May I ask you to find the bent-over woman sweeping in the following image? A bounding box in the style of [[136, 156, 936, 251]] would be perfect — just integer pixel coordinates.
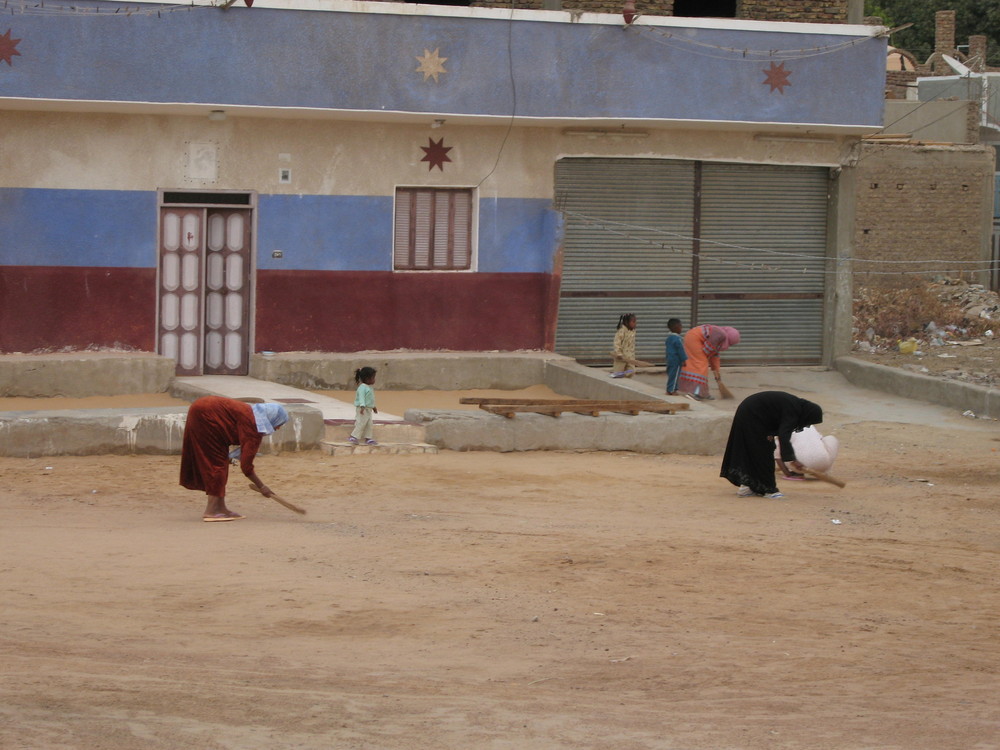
[[677, 324, 740, 400], [721, 390, 823, 499], [180, 396, 289, 522]]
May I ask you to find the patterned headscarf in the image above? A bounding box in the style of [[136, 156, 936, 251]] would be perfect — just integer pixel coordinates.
[[251, 403, 289, 435]]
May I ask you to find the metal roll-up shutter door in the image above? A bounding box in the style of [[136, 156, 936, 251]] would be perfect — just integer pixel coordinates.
[[698, 163, 830, 364], [554, 158, 695, 363]]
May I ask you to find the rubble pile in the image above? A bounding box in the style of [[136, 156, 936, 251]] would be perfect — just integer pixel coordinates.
[[932, 277, 1000, 322], [852, 277, 999, 388], [854, 278, 996, 351]]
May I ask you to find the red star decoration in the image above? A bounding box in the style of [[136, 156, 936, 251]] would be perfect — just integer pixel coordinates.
[[0, 29, 21, 67], [420, 137, 452, 171], [762, 61, 791, 94]]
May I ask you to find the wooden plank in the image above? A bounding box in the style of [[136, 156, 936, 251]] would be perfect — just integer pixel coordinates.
[[476, 402, 686, 412], [462, 397, 689, 411], [460, 397, 586, 405], [481, 405, 518, 419], [479, 402, 686, 418]]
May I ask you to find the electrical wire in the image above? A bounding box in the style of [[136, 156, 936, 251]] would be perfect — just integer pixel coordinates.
[[631, 24, 879, 62], [564, 209, 994, 266], [560, 208, 1000, 277], [872, 73, 978, 136], [475, 6, 516, 190], [4, 0, 215, 17]]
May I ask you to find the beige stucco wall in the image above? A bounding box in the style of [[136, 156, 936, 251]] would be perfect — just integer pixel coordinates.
[[0, 110, 854, 200], [883, 100, 979, 145]]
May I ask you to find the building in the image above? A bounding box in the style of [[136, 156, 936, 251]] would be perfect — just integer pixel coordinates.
[[0, 0, 886, 371], [857, 10, 996, 291]]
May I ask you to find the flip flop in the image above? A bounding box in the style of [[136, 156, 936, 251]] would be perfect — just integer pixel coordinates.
[[203, 513, 246, 523]]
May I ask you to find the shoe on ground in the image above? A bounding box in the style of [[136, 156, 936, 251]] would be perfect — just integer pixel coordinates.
[[736, 485, 756, 497], [365, 439, 378, 445], [348, 436, 359, 444], [763, 491, 785, 499]]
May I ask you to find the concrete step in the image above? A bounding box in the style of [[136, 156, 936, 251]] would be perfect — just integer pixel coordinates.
[[320, 440, 439, 456], [323, 420, 427, 443]]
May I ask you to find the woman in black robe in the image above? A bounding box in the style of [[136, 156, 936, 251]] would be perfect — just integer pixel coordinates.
[[720, 391, 823, 498]]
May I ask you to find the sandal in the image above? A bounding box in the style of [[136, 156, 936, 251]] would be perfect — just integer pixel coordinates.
[[365, 439, 378, 445], [203, 513, 245, 522]]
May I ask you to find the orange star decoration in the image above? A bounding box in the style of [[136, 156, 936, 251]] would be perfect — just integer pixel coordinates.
[[0, 28, 22, 67], [420, 137, 452, 171], [762, 61, 791, 94]]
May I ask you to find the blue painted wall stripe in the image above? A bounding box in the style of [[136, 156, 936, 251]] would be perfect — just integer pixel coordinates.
[[256, 195, 395, 272], [0, 189, 558, 273], [3, 5, 886, 127], [245, 194, 559, 272], [0, 188, 156, 268]]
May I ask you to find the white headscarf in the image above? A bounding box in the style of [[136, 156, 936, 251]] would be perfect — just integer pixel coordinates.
[[251, 403, 289, 435], [229, 403, 290, 462]]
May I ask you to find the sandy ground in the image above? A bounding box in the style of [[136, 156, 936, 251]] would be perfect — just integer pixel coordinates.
[[2, 372, 1000, 749]]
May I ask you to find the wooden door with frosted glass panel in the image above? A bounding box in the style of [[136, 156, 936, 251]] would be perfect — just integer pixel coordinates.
[[158, 207, 252, 376]]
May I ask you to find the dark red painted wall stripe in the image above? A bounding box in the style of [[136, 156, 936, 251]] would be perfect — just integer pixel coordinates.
[[1, 267, 157, 353], [1, 267, 555, 355], [255, 270, 552, 352]]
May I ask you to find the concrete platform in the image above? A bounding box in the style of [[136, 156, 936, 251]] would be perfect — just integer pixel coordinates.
[[3, 350, 994, 457], [0, 352, 716, 456], [0, 351, 174, 397], [320, 440, 440, 456], [172, 375, 404, 423], [0, 404, 323, 459], [173, 375, 432, 454]]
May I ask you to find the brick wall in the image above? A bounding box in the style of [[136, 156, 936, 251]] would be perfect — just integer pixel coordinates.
[[465, 0, 848, 21], [470, 0, 675, 12], [885, 70, 917, 100], [737, 0, 847, 22], [854, 143, 994, 287]]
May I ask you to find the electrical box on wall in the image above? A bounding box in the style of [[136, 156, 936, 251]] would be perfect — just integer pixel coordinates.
[[279, 168, 292, 184]]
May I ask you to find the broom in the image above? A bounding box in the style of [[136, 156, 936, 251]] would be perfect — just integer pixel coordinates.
[[801, 468, 847, 488], [249, 483, 308, 515], [715, 373, 735, 400]]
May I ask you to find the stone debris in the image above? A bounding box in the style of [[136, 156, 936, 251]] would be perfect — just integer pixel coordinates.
[[852, 277, 1000, 388]]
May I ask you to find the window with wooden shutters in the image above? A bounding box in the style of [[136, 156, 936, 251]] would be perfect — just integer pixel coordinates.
[[393, 187, 473, 270]]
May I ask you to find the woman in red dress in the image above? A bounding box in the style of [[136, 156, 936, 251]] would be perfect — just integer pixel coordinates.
[[180, 396, 289, 522]]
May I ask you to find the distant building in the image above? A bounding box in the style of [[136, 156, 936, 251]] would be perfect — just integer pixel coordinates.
[[856, 10, 996, 292]]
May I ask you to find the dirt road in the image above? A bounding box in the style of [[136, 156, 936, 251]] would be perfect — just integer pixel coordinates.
[[2, 376, 998, 748]]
